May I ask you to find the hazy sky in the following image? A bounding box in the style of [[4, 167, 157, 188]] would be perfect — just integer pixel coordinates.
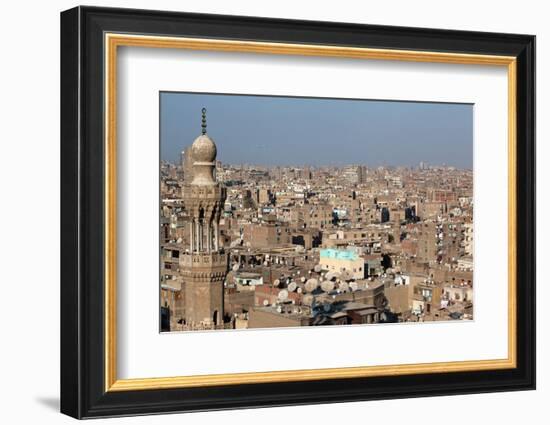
[[160, 92, 473, 168]]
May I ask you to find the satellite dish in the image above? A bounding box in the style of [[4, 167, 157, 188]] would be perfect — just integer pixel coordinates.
[[263, 299, 269, 306], [339, 281, 349, 292], [273, 279, 280, 287], [300, 276, 306, 282], [305, 278, 319, 292], [232, 264, 239, 272], [297, 271, 300, 275], [263, 261, 268, 266], [323, 303, 332, 312], [278, 289, 289, 301], [288, 281, 297, 292], [314, 264, 322, 273], [297, 287, 303, 294], [321, 280, 335, 292], [349, 282, 358, 291], [276, 306, 283, 313], [303, 294, 314, 306], [325, 271, 335, 280]]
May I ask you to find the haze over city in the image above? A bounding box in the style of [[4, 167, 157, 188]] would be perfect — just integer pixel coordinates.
[[160, 92, 473, 169]]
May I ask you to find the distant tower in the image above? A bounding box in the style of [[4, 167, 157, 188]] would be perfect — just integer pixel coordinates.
[[180, 149, 186, 169], [182, 145, 194, 183], [181, 108, 227, 327]]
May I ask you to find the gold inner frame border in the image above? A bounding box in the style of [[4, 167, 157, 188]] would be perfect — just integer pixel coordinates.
[[104, 33, 517, 392]]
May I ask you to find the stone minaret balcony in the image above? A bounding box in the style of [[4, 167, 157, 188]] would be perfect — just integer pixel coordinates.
[[180, 251, 228, 270]]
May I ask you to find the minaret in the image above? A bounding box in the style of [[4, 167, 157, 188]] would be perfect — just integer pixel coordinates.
[[180, 108, 227, 327]]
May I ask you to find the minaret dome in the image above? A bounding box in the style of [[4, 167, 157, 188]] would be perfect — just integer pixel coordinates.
[[190, 108, 217, 185], [191, 135, 217, 163]]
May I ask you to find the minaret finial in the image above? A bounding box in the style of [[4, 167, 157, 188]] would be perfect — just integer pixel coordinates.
[[201, 108, 207, 135]]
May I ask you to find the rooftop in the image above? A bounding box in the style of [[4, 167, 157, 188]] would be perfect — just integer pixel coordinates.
[[320, 248, 359, 261]]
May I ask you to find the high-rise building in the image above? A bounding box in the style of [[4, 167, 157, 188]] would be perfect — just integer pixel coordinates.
[[181, 109, 228, 327], [417, 221, 438, 263], [342, 165, 363, 184]]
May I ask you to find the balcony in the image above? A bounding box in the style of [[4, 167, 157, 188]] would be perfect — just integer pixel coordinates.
[[180, 252, 228, 268]]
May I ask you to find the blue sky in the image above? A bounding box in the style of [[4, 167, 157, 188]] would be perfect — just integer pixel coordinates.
[[160, 92, 473, 168]]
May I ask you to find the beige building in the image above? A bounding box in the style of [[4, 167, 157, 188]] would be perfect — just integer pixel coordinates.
[[242, 223, 292, 248], [319, 248, 365, 279], [248, 306, 312, 328]]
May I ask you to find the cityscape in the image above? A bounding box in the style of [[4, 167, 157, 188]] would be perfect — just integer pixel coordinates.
[[160, 94, 474, 332]]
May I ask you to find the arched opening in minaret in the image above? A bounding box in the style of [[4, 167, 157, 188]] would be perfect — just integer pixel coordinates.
[[213, 310, 218, 325], [198, 207, 205, 251]]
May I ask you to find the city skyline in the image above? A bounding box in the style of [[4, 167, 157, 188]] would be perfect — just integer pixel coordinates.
[[160, 95, 474, 332], [160, 92, 473, 169], [163, 160, 470, 170]]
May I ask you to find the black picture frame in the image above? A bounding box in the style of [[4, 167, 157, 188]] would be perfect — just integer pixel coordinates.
[[60, 5, 535, 419]]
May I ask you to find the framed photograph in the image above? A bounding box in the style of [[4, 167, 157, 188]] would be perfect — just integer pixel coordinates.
[[60, 6, 535, 419]]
